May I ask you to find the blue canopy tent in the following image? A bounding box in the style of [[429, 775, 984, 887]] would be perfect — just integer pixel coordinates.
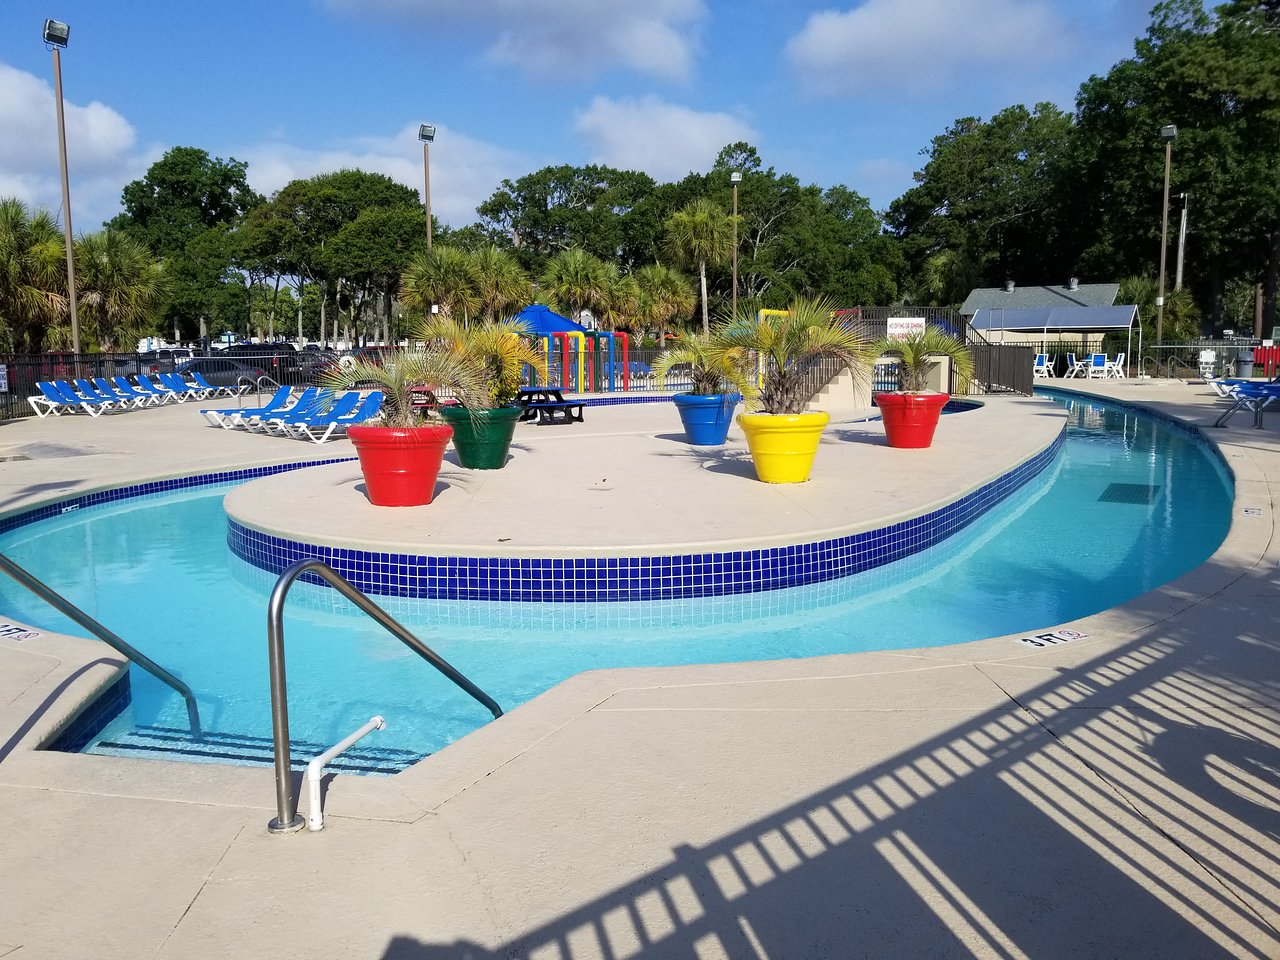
[[970, 305, 1141, 373], [510, 304, 604, 389], [510, 304, 589, 335]]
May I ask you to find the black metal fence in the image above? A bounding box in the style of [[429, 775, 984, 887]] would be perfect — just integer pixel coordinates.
[[0, 311, 1036, 421]]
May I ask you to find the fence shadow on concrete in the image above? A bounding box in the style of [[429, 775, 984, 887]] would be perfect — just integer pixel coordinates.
[[379, 559, 1280, 958]]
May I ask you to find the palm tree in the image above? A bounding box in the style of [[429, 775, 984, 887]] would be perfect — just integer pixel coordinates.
[[400, 245, 480, 323], [540, 248, 608, 325], [468, 245, 532, 323], [710, 296, 875, 414], [322, 347, 490, 429], [663, 198, 738, 335], [74, 229, 170, 351], [419, 314, 548, 407], [652, 331, 756, 398], [1118, 274, 1201, 344], [634, 263, 696, 339], [597, 263, 640, 331], [873, 325, 975, 393], [0, 198, 66, 350]]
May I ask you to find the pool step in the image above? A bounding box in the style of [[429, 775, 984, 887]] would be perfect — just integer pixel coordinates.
[[92, 724, 424, 775]]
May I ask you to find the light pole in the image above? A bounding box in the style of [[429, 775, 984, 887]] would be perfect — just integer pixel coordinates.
[[1156, 124, 1177, 345], [45, 18, 80, 355], [730, 171, 742, 318], [418, 124, 436, 250], [1175, 191, 1189, 290]]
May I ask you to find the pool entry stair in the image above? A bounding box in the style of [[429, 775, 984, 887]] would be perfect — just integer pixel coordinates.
[[0, 551, 203, 737], [92, 723, 419, 774]]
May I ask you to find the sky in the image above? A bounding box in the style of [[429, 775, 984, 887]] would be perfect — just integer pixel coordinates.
[[1, 0, 1153, 235]]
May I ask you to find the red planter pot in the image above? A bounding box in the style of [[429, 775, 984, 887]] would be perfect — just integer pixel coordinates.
[[874, 392, 949, 449], [347, 423, 454, 506]]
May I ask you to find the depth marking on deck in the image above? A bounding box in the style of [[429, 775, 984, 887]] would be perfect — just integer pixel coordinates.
[[1243, 507, 1263, 517], [1015, 629, 1086, 649], [0, 623, 40, 641]]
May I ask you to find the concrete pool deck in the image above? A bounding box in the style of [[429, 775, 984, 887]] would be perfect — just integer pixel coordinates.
[[0, 381, 1277, 958]]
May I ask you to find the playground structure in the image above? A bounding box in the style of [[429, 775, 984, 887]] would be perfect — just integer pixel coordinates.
[[535, 330, 636, 392]]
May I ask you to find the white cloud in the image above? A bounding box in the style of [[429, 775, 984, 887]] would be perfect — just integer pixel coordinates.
[[785, 0, 1071, 100], [0, 61, 147, 229], [238, 124, 532, 228], [575, 96, 756, 182], [326, 0, 705, 81]]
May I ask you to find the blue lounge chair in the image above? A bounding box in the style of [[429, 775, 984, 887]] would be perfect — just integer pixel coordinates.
[[200, 385, 294, 429], [1214, 381, 1280, 429], [134, 374, 180, 403], [244, 387, 329, 433], [1033, 354, 1052, 378], [291, 392, 383, 444], [99, 377, 157, 407], [189, 370, 245, 398], [1087, 354, 1109, 379], [28, 381, 106, 417], [262, 390, 355, 437], [78, 377, 143, 410], [110, 376, 162, 406], [158, 372, 212, 400], [54, 380, 119, 414]]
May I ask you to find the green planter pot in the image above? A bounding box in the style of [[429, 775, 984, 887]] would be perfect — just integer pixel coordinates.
[[438, 404, 524, 469]]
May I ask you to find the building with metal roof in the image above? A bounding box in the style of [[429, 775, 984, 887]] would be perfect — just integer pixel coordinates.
[[960, 280, 1120, 317]]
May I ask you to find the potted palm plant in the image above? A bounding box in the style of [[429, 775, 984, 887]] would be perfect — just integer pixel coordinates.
[[652, 332, 756, 445], [873, 326, 975, 449], [710, 297, 875, 483], [420, 316, 549, 469], [322, 348, 491, 506]]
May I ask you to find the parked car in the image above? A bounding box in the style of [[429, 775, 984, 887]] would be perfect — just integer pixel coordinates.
[[175, 357, 266, 387], [219, 342, 302, 380], [139, 347, 197, 374]]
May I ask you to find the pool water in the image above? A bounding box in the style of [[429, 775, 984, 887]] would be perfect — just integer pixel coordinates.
[[0, 394, 1233, 771]]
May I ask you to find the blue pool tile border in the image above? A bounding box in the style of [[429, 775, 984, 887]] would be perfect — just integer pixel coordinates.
[[227, 429, 1065, 602], [0, 457, 356, 538]]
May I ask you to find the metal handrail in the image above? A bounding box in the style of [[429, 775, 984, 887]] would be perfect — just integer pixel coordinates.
[[266, 558, 503, 834], [246, 374, 282, 403], [0, 552, 201, 737]]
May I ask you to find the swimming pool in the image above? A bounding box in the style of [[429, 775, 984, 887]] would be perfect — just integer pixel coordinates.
[[0, 393, 1233, 771]]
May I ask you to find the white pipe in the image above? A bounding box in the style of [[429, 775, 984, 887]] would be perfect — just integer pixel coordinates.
[[306, 716, 385, 832]]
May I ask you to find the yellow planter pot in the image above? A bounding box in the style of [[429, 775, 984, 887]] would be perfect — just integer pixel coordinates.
[[736, 411, 831, 483]]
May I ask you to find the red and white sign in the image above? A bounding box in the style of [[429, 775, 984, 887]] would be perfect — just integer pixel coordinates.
[[886, 317, 926, 341]]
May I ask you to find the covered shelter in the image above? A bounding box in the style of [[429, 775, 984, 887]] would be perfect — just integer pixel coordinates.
[[510, 304, 589, 335], [969, 305, 1141, 374]]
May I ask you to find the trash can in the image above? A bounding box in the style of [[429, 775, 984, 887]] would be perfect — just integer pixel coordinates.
[[1236, 347, 1255, 379]]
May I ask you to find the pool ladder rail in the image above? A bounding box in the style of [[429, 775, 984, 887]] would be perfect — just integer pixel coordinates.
[[267, 558, 504, 835], [0, 552, 202, 738]]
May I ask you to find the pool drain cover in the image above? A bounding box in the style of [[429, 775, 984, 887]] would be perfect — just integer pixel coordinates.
[[1099, 483, 1161, 504]]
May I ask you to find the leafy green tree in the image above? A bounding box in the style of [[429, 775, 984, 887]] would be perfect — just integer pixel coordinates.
[[476, 165, 657, 273], [1071, 0, 1280, 330], [109, 147, 262, 340], [112, 147, 262, 260], [72, 229, 170, 350], [664, 198, 737, 334], [888, 104, 1075, 294], [0, 198, 65, 350]]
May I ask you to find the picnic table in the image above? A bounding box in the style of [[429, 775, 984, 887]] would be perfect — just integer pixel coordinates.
[[518, 387, 584, 425]]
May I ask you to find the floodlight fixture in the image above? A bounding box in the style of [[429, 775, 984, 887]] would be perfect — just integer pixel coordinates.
[[43, 19, 69, 46], [418, 124, 436, 143], [1159, 124, 1177, 143]]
